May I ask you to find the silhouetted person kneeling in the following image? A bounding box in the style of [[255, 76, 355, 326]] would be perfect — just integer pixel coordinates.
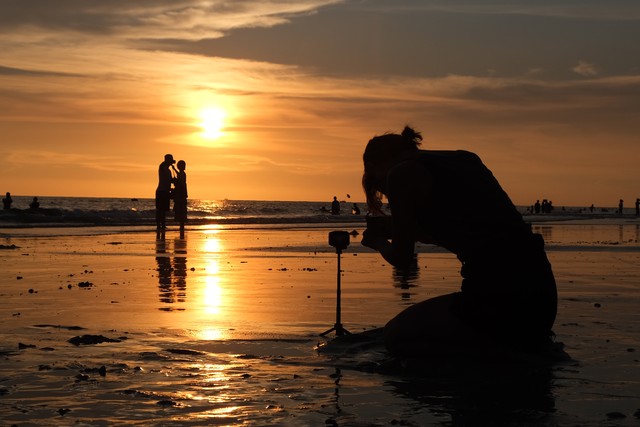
[[361, 126, 557, 358], [29, 197, 40, 209]]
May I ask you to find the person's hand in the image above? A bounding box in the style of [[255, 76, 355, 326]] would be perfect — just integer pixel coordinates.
[[361, 228, 388, 251]]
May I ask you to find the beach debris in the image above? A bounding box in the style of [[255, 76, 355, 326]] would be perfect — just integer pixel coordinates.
[[68, 334, 122, 346], [34, 324, 85, 330], [17, 276, 23, 280], [18, 342, 35, 349], [78, 281, 94, 289], [122, 389, 156, 398], [75, 374, 90, 382], [0, 244, 18, 249], [390, 419, 419, 426], [57, 408, 71, 416], [27, 288, 34, 293], [157, 399, 179, 407], [82, 366, 107, 377], [266, 404, 284, 410], [606, 412, 626, 420], [165, 348, 205, 356]]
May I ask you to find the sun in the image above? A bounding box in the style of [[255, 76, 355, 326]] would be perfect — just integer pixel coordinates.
[[199, 107, 226, 139]]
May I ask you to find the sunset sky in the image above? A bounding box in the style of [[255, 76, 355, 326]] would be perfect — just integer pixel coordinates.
[[1, 0, 639, 207]]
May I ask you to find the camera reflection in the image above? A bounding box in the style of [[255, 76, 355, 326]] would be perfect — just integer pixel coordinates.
[[392, 257, 420, 301]]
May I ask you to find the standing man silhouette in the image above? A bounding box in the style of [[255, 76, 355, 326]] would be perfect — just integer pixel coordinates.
[[331, 196, 340, 215], [2, 192, 12, 209], [156, 154, 175, 232]]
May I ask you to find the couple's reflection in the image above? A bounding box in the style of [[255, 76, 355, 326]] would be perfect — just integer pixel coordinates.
[[155, 235, 188, 310]]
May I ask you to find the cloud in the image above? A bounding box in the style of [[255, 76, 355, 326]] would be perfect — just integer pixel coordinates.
[[361, 0, 640, 21], [0, 0, 343, 39], [3, 149, 150, 172], [572, 60, 598, 77], [0, 64, 84, 77]]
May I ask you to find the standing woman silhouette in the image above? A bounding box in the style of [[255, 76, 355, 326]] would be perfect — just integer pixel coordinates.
[[172, 160, 188, 237]]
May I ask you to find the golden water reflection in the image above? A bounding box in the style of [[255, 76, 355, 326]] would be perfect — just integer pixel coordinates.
[[202, 231, 224, 316], [154, 229, 237, 338]]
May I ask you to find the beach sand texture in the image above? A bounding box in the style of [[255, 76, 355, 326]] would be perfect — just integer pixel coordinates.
[[1, 222, 639, 426]]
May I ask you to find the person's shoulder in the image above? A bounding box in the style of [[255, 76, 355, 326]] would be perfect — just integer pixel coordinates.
[[388, 156, 431, 185]]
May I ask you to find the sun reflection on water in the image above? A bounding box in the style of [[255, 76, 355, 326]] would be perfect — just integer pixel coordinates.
[[203, 275, 222, 316], [202, 232, 224, 316]]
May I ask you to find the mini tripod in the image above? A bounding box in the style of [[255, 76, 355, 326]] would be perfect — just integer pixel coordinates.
[[320, 231, 351, 337]]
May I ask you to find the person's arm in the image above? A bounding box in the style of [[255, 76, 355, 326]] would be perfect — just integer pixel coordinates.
[[362, 161, 432, 268]]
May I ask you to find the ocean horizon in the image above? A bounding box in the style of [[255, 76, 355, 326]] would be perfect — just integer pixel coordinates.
[[1, 195, 635, 226]]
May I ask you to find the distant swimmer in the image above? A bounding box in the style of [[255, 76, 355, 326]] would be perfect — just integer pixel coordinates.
[[351, 203, 361, 215], [2, 192, 12, 209], [361, 125, 557, 358], [29, 197, 40, 209]]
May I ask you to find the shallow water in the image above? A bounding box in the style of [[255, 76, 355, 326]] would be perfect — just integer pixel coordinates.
[[1, 224, 639, 426]]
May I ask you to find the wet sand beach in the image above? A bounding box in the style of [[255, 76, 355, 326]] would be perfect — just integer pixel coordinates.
[[1, 222, 640, 426]]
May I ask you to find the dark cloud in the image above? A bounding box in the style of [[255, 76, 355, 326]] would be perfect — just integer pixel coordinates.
[[141, 4, 640, 79], [0, 0, 335, 36], [0, 64, 84, 77]]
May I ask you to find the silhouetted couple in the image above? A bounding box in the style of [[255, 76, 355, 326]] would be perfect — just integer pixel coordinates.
[[156, 154, 188, 235]]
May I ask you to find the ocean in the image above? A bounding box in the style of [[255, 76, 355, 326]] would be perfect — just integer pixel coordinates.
[[1, 196, 639, 249], [1, 195, 633, 227], [0, 196, 367, 228]]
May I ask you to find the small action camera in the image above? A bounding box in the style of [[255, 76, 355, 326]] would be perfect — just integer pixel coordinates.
[[328, 230, 350, 251]]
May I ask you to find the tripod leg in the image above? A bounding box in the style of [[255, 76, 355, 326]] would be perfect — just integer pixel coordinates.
[[320, 327, 336, 337]]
